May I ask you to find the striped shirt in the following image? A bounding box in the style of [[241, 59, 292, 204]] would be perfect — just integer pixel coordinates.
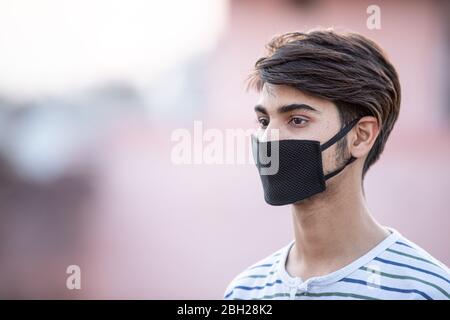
[[223, 228, 450, 300]]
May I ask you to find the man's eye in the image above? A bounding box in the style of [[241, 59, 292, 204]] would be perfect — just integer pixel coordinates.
[[258, 118, 269, 128], [289, 117, 308, 127]]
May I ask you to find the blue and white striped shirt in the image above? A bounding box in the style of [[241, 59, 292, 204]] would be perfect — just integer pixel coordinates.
[[223, 228, 450, 300]]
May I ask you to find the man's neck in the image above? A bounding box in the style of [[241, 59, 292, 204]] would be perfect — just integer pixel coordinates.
[[286, 173, 390, 281]]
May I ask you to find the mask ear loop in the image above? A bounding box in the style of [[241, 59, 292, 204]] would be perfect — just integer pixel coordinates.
[[320, 118, 361, 152], [324, 156, 357, 180], [320, 118, 361, 180]]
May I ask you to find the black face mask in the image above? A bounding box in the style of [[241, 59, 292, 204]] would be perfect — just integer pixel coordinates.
[[252, 118, 360, 206]]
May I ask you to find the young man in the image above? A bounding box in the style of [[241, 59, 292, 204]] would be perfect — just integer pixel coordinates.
[[223, 30, 450, 300]]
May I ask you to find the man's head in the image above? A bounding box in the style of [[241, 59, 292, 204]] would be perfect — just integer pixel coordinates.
[[249, 29, 401, 181]]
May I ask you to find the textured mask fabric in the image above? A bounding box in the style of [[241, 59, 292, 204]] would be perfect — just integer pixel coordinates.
[[252, 137, 325, 205]]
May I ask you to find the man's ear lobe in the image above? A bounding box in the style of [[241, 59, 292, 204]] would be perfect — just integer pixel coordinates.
[[351, 116, 379, 158]]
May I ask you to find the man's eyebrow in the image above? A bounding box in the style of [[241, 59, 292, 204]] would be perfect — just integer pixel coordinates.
[[254, 103, 321, 115], [254, 105, 268, 115], [278, 103, 321, 114]]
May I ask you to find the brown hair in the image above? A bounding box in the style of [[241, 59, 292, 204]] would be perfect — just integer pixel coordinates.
[[248, 29, 401, 178]]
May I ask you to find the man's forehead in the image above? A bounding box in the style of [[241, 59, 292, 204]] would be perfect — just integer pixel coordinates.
[[260, 83, 295, 98], [257, 84, 333, 112]]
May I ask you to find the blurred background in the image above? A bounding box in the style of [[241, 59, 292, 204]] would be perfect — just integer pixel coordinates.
[[0, 0, 449, 299]]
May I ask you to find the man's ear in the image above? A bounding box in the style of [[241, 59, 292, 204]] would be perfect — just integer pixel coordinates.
[[350, 116, 379, 158]]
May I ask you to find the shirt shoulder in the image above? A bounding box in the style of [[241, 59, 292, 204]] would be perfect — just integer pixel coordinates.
[[366, 235, 450, 300], [223, 243, 289, 300]]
